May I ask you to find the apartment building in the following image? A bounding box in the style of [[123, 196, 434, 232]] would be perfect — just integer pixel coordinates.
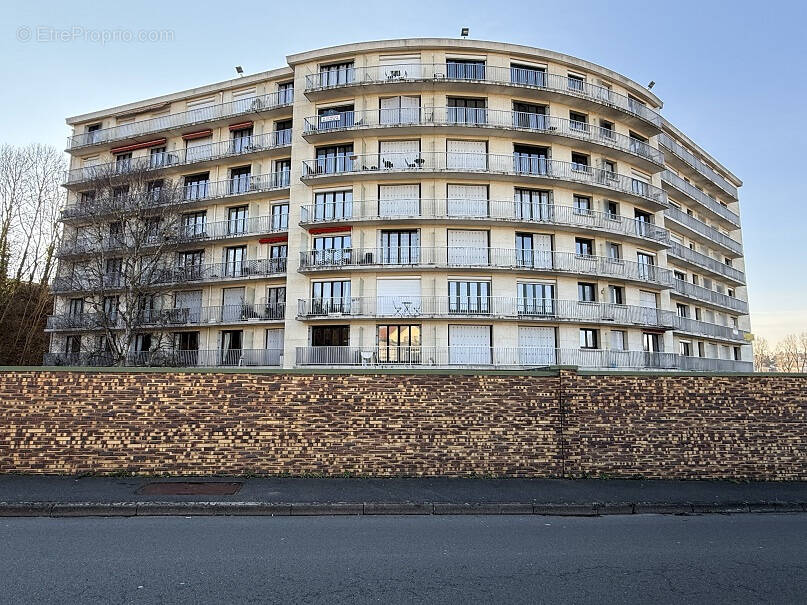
[[46, 39, 752, 371]]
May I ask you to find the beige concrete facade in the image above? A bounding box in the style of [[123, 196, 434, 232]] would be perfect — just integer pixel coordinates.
[[48, 39, 752, 370]]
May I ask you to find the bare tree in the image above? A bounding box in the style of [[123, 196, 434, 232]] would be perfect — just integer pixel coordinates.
[[753, 337, 775, 372], [54, 162, 187, 366], [774, 332, 807, 373]]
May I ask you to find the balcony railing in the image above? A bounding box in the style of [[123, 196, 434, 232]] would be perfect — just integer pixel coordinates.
[[671, 314, 748, 342], [662, 170, 740, 226], [299, 247, 674, 287], [65, 130, 292, 185], [57, 214, 289, 257], [304, 63, 662, 128], [303, 109, 663, 165], [658, 133, 738, 199], [297, 296, 675, 327], [294, 345, 751, 371], [300, 199, 669, 246], [44, 348, 284, 367], [672, 279, 748, 314], [301, 153, 667, 207], [60, 170, 291, 221], [46, 303, 286, 331], [664, 206, 742, 256], [67, 91, 294, 150], [668, 242, 745, 284], [52, 258, 287, 293]]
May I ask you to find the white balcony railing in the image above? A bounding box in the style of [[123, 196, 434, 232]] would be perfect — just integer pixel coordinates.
[[662, 170, 740, 226], [664, 206, 742, 256], [301, 153, 667, 207], [658, 133, 738, 199], [67, 91, 293, 150], [304, 63, 662, 128], [300, 199, 669, 245], [303, 108, 663, 165], [44, 348, 284, 367], [672, 279, 748, 314], [668, 242, 745, 284], [298, 247, 674, 287], [64, 130, 292, 185]]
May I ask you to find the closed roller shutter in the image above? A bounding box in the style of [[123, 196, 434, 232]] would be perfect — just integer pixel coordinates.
[[379, 54, 421, 80], [447, 140, 487, 171], [174, 290, 202, 323], [265, 328, 284, 366], [447, 184, 488, 217], [639, 290, 658, 325], [380, 140, 419, 170], [449, 324, 491, 365], [379, 184, 420, 218], [518, 326, 556, 366], [380, 95, 420, 125], [376, 278, 421, 317], [222, 287, 245, 322], [448, 229, 489, 265], [185, 135, 213, 162]]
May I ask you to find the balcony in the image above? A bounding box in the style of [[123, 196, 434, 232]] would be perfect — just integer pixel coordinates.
[[301, 154, 667, 209], [60, 171, 291, 222], [662, 170, 740, 227], [658, 133, 738, 199], [297, 297, 674, 328], [298, 248, 674, 287], [44, 348, 284, 367], [57, 214, 288, 258], [45, 303, 286, 331], [64, 130, 292, 187], [300, 200, 669, 247], [294, 345, 751, 371], [671, 314, 749, 343], [672, 279, 748, 314], [664, 206, 742, 257], [303, 64, 662, 131], [667, 242, 745, 285], [303, 109, 663, 170], [67, 91, 294, 151], [52, 258, 287, 294]]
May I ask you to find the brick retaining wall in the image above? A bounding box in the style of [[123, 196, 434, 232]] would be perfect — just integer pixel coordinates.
[[0, 369, 804, 479]]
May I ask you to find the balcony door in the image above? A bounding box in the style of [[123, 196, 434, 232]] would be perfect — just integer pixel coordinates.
[[222, 287, 245, 322], [174, 290, 202, 324], [516, 233, 552, 269], [220, 330, 243, 365], [380, 230, 419, 264], [518, 282, 554, 316], [639, 290, 658, 326], [377, 278, 421, 317], [265, 328, 284, 366], [379, 54, 421, 80], [512, 102, 547, 130], [513, 145, 549, 175], [224, 246, 246, 277], [380, 95, 420, 125]]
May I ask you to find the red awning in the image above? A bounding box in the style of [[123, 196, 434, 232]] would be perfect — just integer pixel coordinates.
[[308, 225, 352, 235], [110, 138, 167, 154], [259, 235, 288, 244], [182, 129, 213, 141], [229, 121, 254, 131]]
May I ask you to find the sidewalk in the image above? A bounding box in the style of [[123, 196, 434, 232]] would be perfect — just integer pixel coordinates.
[[1, 476, 805, 516]]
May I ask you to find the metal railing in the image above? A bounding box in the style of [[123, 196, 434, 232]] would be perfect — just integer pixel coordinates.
[[301, 153, 667, 206], [60, 171, 291, 221], [294, 345, 751, 371], [67, 91, 293, 150], [662, 170, 740, 226], [672, 279, 748, 314], [300, 199, 669, 245], [668, 242, 745, 284], [303, 108, 663, 165], [65, 130, 292, 185], [658, 133, 738, 199], [671, 314, 748, 342], [44, 348, 284, 367], [57, 214, 289, 257], [46, 303, 286, 331], [297, 296, 675, 327], [304, 63, 662, 128], [298, 247, 674, 286], [664, 206, 742, 255], [52, 258, 287, 293]]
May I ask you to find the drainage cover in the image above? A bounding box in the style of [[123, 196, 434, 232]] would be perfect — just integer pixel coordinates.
[[137, 482, 243, 496]]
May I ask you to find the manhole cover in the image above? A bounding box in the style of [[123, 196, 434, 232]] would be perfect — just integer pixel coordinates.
[[137, 482, 243, 496]]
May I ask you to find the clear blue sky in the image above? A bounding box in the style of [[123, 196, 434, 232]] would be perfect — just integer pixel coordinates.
[[2, 0, 805, 343]]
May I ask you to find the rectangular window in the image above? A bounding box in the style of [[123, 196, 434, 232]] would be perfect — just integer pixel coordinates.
[[606, 243, 621, 260], [266, 287, 286, 320], [378, 324, 421, 363], [317, 104, 355, 131], [274, 159, 291, 187], [182, 211, 207, 238], [513, 145, 549, 175], [610, 330, 626, 351], [446, 59, 485, 80], [514, 188, 551, 220], [606, 201, 619, 218], [447, 97, 487, 125], [274, 120, 293, 145], [677, 303, 689, 318], [512, 101, 547, 129], [314, 190, 353, 221], [65, 334, 82, 354], [184, 173, 210, 200], [224, 246, 246, 277], [643, 332, 662, 352], [448, 281, 491, 314], [567, 73, 585, 91], [608, 285, 624, 305], [571, 152, 589, 171], [271, 203, 289, 230], [312, 234, 350, 265], [315, 144, 354, 174], [518, 282, 555, 316], [580, 328, 598, 349], [381, 230, 419, 264], [637, 252, 655, 280], [311, 281, 351, 315], [231, 127, 254, 153], [575, 238, 594, 257], [510, 63, 546, 86], [227, 206, 248, 234], [569, 111, 588, 131], [229, 166, 251, 194], [573, 195, 591, 215], [680, 341, 692, 356], [578, 282, 596, 302], [68, 298, 84, 316], [278, 82, 294, 104], [114, 152, 132, 173], [318, 62, 354, 87]]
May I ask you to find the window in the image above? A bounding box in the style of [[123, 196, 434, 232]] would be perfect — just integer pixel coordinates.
[[695, 307, 702, 321], [317, 104, 355, 131], [105, 257, 122, 276], [513, 145, 549, 175], [733, 346, 741, 361], [510, 63, 545, 86], [312, 281, 351, 314], [379, 95, 421, 125], [610, 330, 626, 351], [637, 252, 655, 280], [65, 334, 81, 354], [112, 186, 128, 202], [68, 298, 84, 316], [315, 144, 353, 174], [227, 206, 248, 234], [606, 201, 619, 219], [446, 59, 485, 80], [677, 303, 689, 318], [634, 209, 653, 236], [381, 230, 419, 264], [599, 120, 614, 139], [643, 333, 662, 352], [674, 270, 686, 282], [608, 285, 624, 305], [114, 152, 132, 173], [178, 250, 204, 279], [266, 287, 286, 319], [606, 242, 621, 261], [518, 282, 555, 315], [569, 111, 588, 131], [229, 166, 251, 194], [448, 281, 491, 314], [573, 195, 591, 215], [224, 246, 246, 277], [134, 333, 152, 353], [103, 296, 119, 320], [271, 203, 289, 231], [182, 211, 207, 238], [575, 238, 594, 257], [314, 190, 352, 221], [447, 97, 487, 125], [270, 244, 288, 271], [571, 152, 589, 171], [514, 188, 551, 220], [680, 341, 692, 356], [175, 332, 199, 353], [86, 123, 102, 143], [278, 81, 294, 104], [79, 191, 96, 205], [275, 120, 293, 145], [274, 159, 291, 186], [149, 146, 167, 168], [184, 173, 210, 201], [567, 73, 585, 91], [580, 328, 598, 349], [512, 102, 547, 129], [578, 282, 596, 302], [147, 179, 163, 202], [602, 160, 617, 178], [378, 324, 421, 363], [312, 234, 351, 265], [231, 127, 254, 153], [516, 232, 534, 266], [318, 62, 354, 87]]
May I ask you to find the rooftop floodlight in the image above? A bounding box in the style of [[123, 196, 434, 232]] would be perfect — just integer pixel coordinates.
[[235, 65, 244, 76], [461, 28, 469, 38], [648, 80, 655, 89]]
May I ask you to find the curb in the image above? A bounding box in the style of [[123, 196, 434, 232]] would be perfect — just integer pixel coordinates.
[[0, 501, 805, 517]]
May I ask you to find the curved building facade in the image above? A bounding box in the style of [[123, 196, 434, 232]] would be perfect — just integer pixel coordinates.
[[48, 39, 752, 370]]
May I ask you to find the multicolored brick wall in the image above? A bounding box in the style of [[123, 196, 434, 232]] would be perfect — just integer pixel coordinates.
[[0, 369, 804, 479]]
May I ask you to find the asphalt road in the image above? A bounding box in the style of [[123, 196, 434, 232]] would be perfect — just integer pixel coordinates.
[[1, 514, 804, 604]]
